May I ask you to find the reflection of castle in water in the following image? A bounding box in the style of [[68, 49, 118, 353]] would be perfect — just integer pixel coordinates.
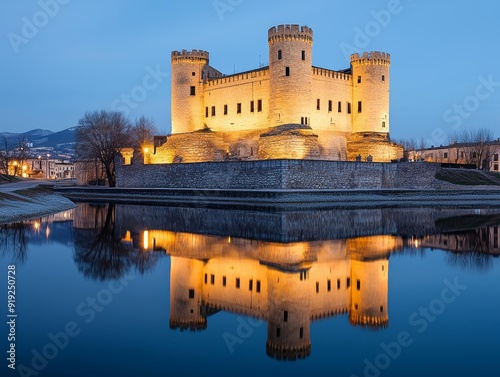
[[142, 230, 398, 360]]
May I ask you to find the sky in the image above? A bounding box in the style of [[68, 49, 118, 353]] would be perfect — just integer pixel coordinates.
[[1, 0, 499, 146]]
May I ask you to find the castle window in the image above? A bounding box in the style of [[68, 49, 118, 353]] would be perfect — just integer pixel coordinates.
[[211, 274, 215, 285], [283, 310, 288, 322], [337, 279, 341, 290], [205, 107, 208, 118], [380, 306, 384, 313], [278, 50, 282, 60], [357, 101, 362, 113], [190, 86, 196, 96], [300, 327, 304, 339], [224, 104, 228, 115], [236, 278, 240, 288], [188, 289, 195, 299], [347, 102, 352, 114], [316, 282, 319, 293], [382, 121, 386, 128], [222, 276, 227, 287], [250, 100, 255, 113], [357, 76, 361, 83], [317, 99, 320, 110], [355, 304, 359, 310], [204, 274, 207, 284], [382, 265, 384, 271], [276, 327, 280, 337], [444, 152, 448, 159], [327, 279, 331, 292], [256, 280, 261, 293], [258, 99, 262, 112], [347, 278, 351, 288], [211, 106, 216, 117], [494, 164, 499, 171], [328, 100, 333, 112], [192, 72, 196, 76], [494, 154, 499, 162], [249, 279, 253, 291], [356, 279, 361, 291], [301, 117, 308, 125], [338, 101, 342, 113], [302, 50, 306, 60], [461, 152, 464, 158], [285, 66, 290, 76], [382, 75, 385, 81], [237, 103, 242, 114]]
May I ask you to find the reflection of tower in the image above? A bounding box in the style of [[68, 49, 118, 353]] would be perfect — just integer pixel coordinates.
[[266, 269, 311, 360], [169, 257, 206, 331], [349, 257, 389, 328]]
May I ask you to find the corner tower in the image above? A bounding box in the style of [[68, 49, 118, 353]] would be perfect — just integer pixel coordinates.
[[268, 25, 313, 126], [171, 50, 209, 134], [350, 52, 390, 135]]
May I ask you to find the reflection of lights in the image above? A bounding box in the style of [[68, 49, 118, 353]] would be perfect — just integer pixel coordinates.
[[228, 236, 231, 244], [122, 231, 132, 243], [45, 226, 50, 238], [143, 230, 149, 250], [34, 221, 40, 231]]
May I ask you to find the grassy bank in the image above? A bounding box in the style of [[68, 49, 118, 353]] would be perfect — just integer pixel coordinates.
[[436, 169, 500, 186]]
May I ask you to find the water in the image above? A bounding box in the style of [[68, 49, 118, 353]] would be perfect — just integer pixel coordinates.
[[1, 203, 500, 377]]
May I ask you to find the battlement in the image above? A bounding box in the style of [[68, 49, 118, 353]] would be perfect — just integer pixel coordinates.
[[266, 342, 311, 361], [171, 49, 209, 63], [312, 66, 351, 81], [268, 24, 313, 45], [350, 51, 390, 66]]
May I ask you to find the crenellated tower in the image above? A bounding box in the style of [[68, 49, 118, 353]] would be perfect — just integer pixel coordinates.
[[171, 50, 209, 134], [350, 52, 391, 135], [268, 24, 313, 127]]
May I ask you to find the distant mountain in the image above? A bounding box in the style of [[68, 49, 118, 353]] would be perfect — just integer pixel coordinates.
[[0, 127, 76, 149]]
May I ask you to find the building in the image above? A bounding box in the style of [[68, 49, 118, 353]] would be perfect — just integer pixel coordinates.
[[26, 157, 75, 179], [410, 141, 500, 171], [135, 24, 402, 165]]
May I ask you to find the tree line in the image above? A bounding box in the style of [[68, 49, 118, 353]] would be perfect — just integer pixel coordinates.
[[395, 127, 498, 169], [0, 137, 31, 176], [75, 110, 158, 187]]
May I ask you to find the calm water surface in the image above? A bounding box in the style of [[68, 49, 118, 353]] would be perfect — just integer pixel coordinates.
[[1, 204, 500, 377]]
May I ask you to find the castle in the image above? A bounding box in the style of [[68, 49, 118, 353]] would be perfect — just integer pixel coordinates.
[[139, 24, 402, 164]]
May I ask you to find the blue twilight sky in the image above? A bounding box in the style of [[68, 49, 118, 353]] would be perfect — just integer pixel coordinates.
[[1, 0, 499, 146]]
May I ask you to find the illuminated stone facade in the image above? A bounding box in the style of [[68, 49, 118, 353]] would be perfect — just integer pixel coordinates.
[[154, 24, 402, 163]]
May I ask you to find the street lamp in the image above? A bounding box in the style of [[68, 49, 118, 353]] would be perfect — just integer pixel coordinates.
[[46, 154, 50, 179]]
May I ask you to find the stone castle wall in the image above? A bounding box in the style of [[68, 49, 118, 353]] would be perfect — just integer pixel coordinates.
[[116, 158, 442, 190]]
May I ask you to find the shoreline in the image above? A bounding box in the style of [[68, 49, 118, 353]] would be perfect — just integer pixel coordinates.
[[55, 187, 500, 211], [0, 185, 76, 224]]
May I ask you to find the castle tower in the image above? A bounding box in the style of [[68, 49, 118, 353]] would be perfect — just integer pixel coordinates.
[[171, 50, 209, 134], [349, 257, 389, 329], [169, 256, 207, 331], [268, 25, 313, 127], [350, 52, 391, 135], [266, 269, 311, 361]]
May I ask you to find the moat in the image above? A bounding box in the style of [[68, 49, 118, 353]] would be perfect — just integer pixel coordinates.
[[1, 203, 499, 377]]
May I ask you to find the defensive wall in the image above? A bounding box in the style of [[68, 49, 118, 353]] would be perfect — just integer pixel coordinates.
[[115, 157, 441, 190]]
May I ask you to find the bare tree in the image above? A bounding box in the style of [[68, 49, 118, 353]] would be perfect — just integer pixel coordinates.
[[75, 110, 131, 187], [0, 136, 11, 174], [130, 116, 158, 149], [0, 137, 30, 176], [454, 128, 494, 169]]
